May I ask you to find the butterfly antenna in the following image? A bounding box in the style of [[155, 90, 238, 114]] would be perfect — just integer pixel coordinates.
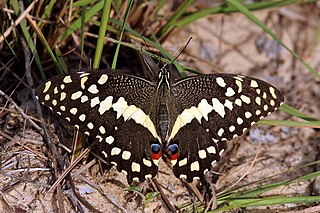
[[163, 37, 193, 70]]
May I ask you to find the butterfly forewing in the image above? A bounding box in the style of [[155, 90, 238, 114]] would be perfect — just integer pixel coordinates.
[[169, 74, 284, 181], [36, 71, 160, 183]]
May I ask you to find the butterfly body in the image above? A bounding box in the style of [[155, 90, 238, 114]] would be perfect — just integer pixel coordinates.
[[36, 68, 283, 183]]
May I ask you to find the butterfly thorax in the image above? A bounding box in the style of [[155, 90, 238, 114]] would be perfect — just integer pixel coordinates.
[[156, 68, 172, 142]]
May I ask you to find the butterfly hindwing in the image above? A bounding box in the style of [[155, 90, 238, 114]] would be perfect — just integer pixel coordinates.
[[169, 74, 284, 181], [36, 71, 160, 183]]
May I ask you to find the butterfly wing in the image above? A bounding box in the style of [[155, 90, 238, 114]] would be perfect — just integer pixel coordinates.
[[169, 73, 284, 182], [36, 71, 160, 183]]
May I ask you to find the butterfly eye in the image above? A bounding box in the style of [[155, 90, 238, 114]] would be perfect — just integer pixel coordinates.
[[151, 143, 162, 161], [167, 143, 179, 161]]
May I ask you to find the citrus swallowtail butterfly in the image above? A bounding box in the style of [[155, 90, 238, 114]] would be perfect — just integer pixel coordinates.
[[36, 68, 283, 183]]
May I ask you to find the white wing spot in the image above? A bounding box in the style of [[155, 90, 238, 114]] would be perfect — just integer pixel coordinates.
[[60, 92, 66, 101], [80, 76, 88, 89], [256, 110, 261, 115], [263, 105, 268, 111], [66, 117, 70, 122], [212, 98, 225, 118], [43, 81, 51, 93], [98, 96, 113, 115], [263, 92, 267, 99], [179, 174, 187, 179], [102, 151, 108, 158], [53, 87, 58, 94], [96, 135, 103, 142], [219, 149, 225, 156], [269, 87, 277, 99], [198, 99, 213, 121], [122, 151, 131, 160], [143, 158, 152, 167], [105, 136, 115, 144], [145, 174, 152, 180], [250, 80, 258, 88], [132, 162, 141, 172], [71, 91, 82, 100], [224, 100, 233, 111], [243, 128, 248, 133], [88, 84, 99, 94], [99, 126, 106, 134], [256, 88, 261, 95], [63, 76, 72, 83], [237, 117, 243, 125], [212, 138, 219, 143], [81, 95, 89, 103], [60, 84, 65, 90], [240, 95, 251, 104], [207, 146, 216, 154], [190, 161, 200, 171], [45, 94, 50, 101], [235, 80, 242, 93], [229, 125, 235, 132], [217, 128, 224, 137], [60, 106, 66, 111], [87, 122, 94, 129], [52, 99, 57, 106], [79, 114, 86, 121], [225, 87, 235, 97], [57, 112, 61, 115], [187, 106, 202, 123], [198, 149, 207, 159], [255, 97, 261, 105], [245, 111, 252, 118], [235, 99, 242, 106], [123, 105, 139, 121], [98, 74, 108, 85], [70, 108, 78, 115], [234, 76, 244, 81], [90, 97, 100, 108], [111, 147, 121, 156], [216, 77, 226, 87], [178, 158, 187, 167], [74, 125, 79, 129], [131, 108, 158, 139], [79, 72, 90, 77], [270, 100, 275, 106], [206, 128, 209, 132], [112, 97, 128, 118]]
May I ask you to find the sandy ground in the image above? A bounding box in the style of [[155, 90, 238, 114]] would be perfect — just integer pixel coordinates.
[[1, 4, 320, 213]]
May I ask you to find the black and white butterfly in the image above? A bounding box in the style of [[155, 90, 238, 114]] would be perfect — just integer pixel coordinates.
[[36, 68, 283, 183]]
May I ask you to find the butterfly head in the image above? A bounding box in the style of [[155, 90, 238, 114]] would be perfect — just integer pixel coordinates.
[[157, 68, 170, 88]]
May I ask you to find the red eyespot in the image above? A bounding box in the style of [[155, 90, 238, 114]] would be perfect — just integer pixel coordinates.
[[168, 144, 178, 160], [151, 144, 161, 160]]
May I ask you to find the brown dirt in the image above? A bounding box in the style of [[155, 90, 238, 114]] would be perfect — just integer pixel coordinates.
[[1, 3, 320, 213]]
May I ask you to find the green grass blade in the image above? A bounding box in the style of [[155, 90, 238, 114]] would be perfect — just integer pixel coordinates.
[[111, 0, 133, 69], [225, 0, 320, 79], [109, 18, 186, 76], [175, 0, 317, 28], [10, 0, 45, 80], [80, 5, 87, 70], [156, 0, 194, 38], [60, 1, 104, 42], [93, 0, 112, 70], [258, 120, 320, 128], [280, 104, 319, 121]]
